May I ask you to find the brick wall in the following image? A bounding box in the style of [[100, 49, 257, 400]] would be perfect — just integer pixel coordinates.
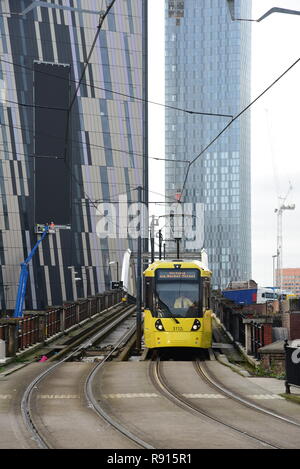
[[263, 323, 273, 346], [260, 352, 285, 374], [283, 311, 300, 340], [241, 301, 279, 315]]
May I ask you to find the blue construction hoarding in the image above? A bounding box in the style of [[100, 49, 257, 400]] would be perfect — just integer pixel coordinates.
[[222, 288, 257, 305]]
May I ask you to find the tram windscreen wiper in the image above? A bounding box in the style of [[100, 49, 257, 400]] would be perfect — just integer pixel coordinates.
[[161, 310, 180, 323], [156, 297, 180, 323], [170, 316, 180, 324]]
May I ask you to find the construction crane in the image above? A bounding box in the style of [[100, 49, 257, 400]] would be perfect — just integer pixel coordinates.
[[13, 223, 54, 318], [274, 184, 295, 292]]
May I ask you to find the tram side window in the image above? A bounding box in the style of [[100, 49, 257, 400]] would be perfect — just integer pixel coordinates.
[[144, 279, 154, 311], [203, 280, 211, 312]]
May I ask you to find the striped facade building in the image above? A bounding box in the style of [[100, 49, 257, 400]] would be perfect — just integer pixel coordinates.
[[0, 0, 147, 312]]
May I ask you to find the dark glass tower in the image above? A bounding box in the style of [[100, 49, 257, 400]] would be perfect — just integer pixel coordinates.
[[165, 0, 251, 288], [0, 0, 147, 311]]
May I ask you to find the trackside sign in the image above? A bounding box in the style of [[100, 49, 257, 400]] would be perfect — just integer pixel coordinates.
[[284, 339, 300, 394]]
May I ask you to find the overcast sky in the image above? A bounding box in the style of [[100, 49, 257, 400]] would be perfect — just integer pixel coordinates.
[[148, 0, 300, 287]]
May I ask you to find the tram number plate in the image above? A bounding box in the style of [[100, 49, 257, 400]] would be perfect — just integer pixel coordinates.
[[173, 326, 183, 331]]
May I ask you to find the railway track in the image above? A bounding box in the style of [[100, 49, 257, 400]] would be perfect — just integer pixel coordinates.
[[194, 359, 300, 429], [16, 331, 300, 449], [47, 302, 135, 361], [84, 333, 154, 449], [149, 356, 290, 449], [20, 303, 137, 449]]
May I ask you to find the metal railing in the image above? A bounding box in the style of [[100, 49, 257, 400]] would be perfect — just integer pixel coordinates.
[[250, 321, 265, 358], [0, 289, 123, 358]]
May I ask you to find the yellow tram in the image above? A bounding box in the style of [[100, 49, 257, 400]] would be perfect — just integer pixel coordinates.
[[143, 259, 213, 349]]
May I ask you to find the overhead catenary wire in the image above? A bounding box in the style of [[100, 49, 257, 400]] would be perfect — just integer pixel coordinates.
[[1, 2, 184, 229], [0, 19, 228, 179], [0, 121, 175, 164], [0, 57, 233, 119], [179, 55, 300, 201], [33, 0, 119, 216], [0, 3, 120, 235], [0, 3, 150, 296], [83, 188, 176, 205], [62, 0, 118, 165]]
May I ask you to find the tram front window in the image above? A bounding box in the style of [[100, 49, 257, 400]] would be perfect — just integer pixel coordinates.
[[155, 282, 201, 318]]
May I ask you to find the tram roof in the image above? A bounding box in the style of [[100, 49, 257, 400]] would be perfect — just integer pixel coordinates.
[[143, 259, 212, 277]]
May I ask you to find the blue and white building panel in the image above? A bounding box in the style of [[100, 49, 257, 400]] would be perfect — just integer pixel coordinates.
[[0, 0, 147, 312]]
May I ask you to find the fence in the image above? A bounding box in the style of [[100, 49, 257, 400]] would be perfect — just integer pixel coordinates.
[[213, 300, 246, 347], [213, 293, 278, 360], [0, 289, 123, 358], [249, 321, 265, 359]]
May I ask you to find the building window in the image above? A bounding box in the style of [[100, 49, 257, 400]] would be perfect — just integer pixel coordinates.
[[168, 0, 185, 18]]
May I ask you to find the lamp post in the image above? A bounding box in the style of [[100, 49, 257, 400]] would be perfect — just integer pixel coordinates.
[[226, 2, 300, 22], [136, 186, 143, 354], [272, 253, 278, 289], [68, 266, 82, 300]]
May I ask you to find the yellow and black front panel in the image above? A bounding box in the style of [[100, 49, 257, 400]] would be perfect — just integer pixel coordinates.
[[144, 309, 213, 349]]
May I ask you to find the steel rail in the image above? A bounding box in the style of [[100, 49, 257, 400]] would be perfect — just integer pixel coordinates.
[[20, 304, 136, 449], [195, 358, 300, 428], [149, 356, 281, 449], [84, 325, 155, 450], [48, 302, 132, 360]]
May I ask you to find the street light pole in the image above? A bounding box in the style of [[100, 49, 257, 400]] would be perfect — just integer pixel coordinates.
[[136, 185, 143, 354], [226, 1, 300, 22], [272, 253, 278, 289], [150, 215, 155, 263]]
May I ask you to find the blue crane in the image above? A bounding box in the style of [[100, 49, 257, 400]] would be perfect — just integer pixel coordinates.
[[13, 224, 53, 318]]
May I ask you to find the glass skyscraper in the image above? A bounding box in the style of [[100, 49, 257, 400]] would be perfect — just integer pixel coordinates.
[[165, 0, 251, 289], [0, 0, 147, 312]]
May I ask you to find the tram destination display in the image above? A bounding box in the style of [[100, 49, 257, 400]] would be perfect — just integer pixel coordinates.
[[156, 269, 199, 281]]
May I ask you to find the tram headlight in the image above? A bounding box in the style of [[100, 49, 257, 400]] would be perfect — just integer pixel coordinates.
[[191, 319, 201, 331], [155, 319, 165, 331]]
